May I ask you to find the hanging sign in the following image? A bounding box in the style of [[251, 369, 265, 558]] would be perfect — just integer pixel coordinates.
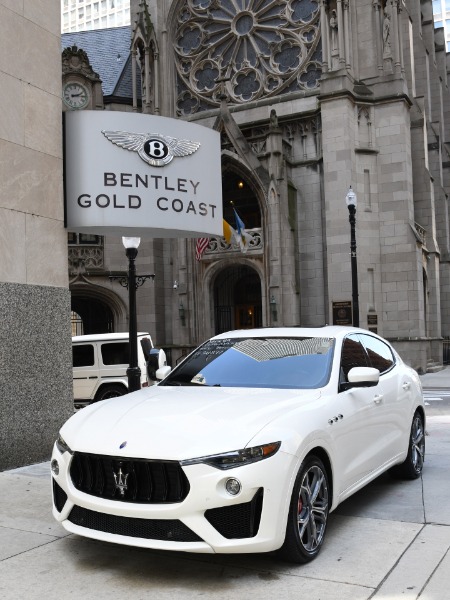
[[64, 111, 223, 238]]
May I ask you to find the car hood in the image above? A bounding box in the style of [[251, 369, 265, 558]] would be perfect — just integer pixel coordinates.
[[61, 386, 321, 461]]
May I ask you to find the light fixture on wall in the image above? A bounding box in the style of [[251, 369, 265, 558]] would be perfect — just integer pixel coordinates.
[[345, 186, 359, 327], [270, 295, 278, 322], [179, 301, 186, 326]]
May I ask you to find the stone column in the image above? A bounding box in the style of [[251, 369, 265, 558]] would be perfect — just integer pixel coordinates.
[[392, 0, 401, 76], [320, 0, 329, 73], [343, 0, 351, 71], [337, 0, 345, 68], [144, 46, 151, 113], [373, 0, 383, 73], [132, 48, 138, 112], [154, 51, 160, 115]]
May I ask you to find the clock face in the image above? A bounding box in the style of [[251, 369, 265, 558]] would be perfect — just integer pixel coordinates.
[[63, 82, 90, 109]]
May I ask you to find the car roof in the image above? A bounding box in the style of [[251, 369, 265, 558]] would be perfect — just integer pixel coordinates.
[[212, 326, 376, 341], [72, 332, 150, 343]]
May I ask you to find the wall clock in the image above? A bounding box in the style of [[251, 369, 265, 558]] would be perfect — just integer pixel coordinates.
[[63, 82, 90, 109]]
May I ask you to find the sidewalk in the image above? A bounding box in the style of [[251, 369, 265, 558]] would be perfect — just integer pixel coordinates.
[[0, 383, 449, 598], [420, 365, 450, 388]]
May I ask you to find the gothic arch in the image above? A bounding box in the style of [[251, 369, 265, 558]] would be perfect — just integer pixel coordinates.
[[221, 152, 269, 226], [202, 257, 266, 335], [70, 282, 127, 335]]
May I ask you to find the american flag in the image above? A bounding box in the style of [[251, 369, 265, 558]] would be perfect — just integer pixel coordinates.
[[195, 237, 210, 261]]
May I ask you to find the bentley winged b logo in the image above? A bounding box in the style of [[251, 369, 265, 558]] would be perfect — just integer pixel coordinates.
[[101, 130, 201, 167]]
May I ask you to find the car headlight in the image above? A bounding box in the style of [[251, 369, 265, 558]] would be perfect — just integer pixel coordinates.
[[180, 441, 281, 470], [55, 434, 72, 455]]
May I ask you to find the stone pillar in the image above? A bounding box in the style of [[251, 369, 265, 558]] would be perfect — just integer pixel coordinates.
[[144, 46, 151, 113], [337, 0, 345, 68], [320, 0, 329, 73], [392, 0, 401, 76], [154, 51, 160, 115], [343, 0, 351, 71], [132, 48, 138, 112], [373, 0, 383, 73]]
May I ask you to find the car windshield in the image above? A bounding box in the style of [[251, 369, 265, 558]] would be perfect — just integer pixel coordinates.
[[161, 337, 335, 389]]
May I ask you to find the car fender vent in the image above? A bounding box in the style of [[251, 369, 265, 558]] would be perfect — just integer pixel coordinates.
[[204, 488, 263, 539], [53, 479, 68, 513]]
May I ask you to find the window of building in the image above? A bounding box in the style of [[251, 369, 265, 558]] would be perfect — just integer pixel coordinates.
[[68, 232, 103, 245]]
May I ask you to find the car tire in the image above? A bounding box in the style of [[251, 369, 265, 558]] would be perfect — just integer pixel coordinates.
[[94, 384, 127, 402], [278, 455, 330, 564], [393, 411, 425, 479]]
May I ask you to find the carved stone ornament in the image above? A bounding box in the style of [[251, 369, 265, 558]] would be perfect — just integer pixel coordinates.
[[175, 0, 322, 115], [62, 45, 101, 82]]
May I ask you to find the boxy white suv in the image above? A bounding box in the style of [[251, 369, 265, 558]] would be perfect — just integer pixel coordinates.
[[72, 332, 165, 407]]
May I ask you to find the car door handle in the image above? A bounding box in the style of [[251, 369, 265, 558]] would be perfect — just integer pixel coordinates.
[[373, 394, 383, 404], [402, 382, 410, 390]]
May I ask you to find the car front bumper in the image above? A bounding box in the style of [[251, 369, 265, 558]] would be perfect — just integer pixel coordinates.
[[51, 444, 299, 554]]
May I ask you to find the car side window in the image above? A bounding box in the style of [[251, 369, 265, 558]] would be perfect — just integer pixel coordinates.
[[340, 335, 369, 382], [360, 335, 395, 374], [73, 344, 95, 367], [101, 342, 129, 365]]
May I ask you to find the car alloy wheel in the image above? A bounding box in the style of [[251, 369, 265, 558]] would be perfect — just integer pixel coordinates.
[[279, 455, 329, 563], [410, 412, 425, 475], [393, 410, 425, 480]]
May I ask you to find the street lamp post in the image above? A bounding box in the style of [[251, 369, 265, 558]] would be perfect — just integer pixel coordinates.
[[110, 237, 155, 393], [346, 186, 359, 327]]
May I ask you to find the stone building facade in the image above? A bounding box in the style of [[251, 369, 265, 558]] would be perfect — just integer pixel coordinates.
[[64, 0, 450, 373], [0, 1, 73, 470]]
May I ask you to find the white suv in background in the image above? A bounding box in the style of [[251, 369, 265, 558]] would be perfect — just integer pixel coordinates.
[[72, 332, 166, 407]]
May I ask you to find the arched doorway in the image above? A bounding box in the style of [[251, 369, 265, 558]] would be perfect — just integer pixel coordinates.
[[213, 265, 262, 334], [222, 169, 262, 229], [71, 296, 114, 335]]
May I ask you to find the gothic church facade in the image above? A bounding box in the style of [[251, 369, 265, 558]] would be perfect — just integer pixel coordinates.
[[64, 0, 450, 372]]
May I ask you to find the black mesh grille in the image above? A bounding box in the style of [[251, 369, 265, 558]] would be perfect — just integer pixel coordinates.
[[53, 479, 68, 513], [68, 505, 202, 542], [204, 488, 264, 539], [69, 452, 190, 503]]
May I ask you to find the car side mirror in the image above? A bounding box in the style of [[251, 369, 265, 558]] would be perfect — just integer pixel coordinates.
[[146, 348, 167, 381], [156, 365, 172, 381], [341, 367, 380, 391]]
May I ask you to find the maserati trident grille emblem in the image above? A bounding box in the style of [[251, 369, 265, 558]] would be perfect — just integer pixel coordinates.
[[113, 467, 129, 497], [101, 130, 201, 167]]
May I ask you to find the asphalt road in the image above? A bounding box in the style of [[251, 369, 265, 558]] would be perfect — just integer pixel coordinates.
[[423, 387, 450, 416]]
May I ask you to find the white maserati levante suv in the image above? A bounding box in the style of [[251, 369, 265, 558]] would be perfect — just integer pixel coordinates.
[[51, 327, 425, 563]]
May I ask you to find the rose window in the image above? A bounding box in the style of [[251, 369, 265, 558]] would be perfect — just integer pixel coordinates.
[[175, 0, 321, 115]]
